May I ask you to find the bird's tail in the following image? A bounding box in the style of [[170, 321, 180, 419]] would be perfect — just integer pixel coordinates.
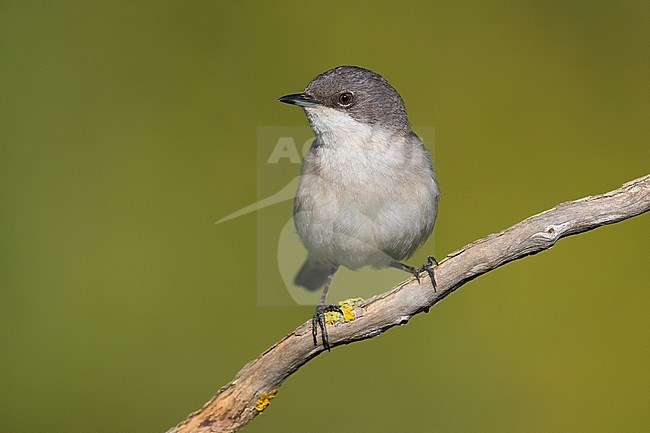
[[294, 257, 330, 291]]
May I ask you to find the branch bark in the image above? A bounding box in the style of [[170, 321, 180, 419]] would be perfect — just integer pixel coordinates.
[[167, 174, 650, 433]]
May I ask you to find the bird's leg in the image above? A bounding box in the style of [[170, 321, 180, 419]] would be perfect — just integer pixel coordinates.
[[312, 264, 340, 351], [390, 255, 438, 291]]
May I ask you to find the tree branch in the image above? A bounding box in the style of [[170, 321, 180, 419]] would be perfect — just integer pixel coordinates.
[[167, 174, 650, 433]]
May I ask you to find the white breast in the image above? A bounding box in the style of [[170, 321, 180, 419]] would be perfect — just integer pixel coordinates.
[[294, 107, 438, 269]]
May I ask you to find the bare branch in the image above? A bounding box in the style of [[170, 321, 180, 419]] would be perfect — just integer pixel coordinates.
[[167, 174, 650, 433]]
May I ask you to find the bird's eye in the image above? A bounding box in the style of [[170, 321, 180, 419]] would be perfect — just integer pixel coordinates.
[[337, 92, 354, 107]]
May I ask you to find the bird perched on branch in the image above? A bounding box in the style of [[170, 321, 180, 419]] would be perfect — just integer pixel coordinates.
[[279, 66, 439, 350]]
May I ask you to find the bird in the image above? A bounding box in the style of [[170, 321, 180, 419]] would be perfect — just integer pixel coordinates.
[[278, 66, 439, 351]]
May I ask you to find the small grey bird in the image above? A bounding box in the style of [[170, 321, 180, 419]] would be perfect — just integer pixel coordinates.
[[278, 66, 439, 350]]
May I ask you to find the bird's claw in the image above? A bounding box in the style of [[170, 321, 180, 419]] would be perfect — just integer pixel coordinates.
[[312, 304, 342, 351], [412, 255, 438, 292]]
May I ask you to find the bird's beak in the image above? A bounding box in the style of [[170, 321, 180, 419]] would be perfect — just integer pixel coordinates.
[[278, 92, 319, 107]]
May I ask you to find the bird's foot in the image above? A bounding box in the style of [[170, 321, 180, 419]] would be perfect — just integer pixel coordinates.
[[312, 303, 343, 351], [412, 255, 438, 292]]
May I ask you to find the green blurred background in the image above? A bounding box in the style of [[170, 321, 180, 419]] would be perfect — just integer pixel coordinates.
[[1, 1, 648, 432]]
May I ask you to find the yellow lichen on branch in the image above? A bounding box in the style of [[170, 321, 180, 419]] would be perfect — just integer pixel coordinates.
[[324, 297, 364, 324], [254, 389, 279, 413]]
